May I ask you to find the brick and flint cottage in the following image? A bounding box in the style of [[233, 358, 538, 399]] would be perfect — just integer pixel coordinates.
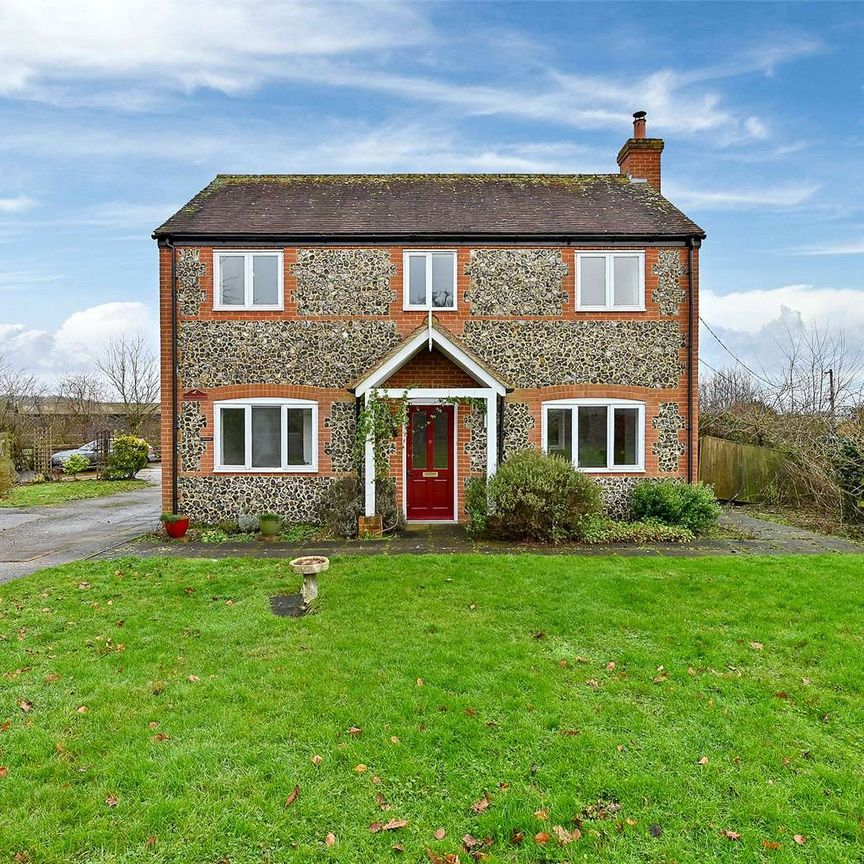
[[154, 112, 705, 525]]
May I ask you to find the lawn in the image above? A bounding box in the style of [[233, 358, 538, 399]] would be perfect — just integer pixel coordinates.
[[1, 555, 863, 863], [0, 478, 150, 508]]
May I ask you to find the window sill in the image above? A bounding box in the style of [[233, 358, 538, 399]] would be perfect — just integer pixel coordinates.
[[212, 466, 318, 474], [212, 305, 285, 312], [575, 306, 646, 313], [578, 467, 646, 474], [403, 305, 458, 312]]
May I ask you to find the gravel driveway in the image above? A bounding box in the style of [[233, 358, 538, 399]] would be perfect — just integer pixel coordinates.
[[0, 469, 161, 583]]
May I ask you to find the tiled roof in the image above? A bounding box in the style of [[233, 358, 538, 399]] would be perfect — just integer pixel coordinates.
[[153, 173, 704, 239]]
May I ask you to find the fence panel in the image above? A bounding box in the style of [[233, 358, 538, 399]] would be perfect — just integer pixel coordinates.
[[699, 435, 790, 503]]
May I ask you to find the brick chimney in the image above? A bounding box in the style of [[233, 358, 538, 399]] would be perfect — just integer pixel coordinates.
[[617, 110, 664, 192]]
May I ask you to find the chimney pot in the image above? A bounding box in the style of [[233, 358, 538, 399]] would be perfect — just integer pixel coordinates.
[[633, 110, 647, 139]]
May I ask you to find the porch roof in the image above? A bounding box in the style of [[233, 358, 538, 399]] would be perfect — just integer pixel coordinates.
[[350, 321, 510, 397]]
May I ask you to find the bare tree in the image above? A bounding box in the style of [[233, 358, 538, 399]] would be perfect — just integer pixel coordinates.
[[92, 336, 159, 436], [57, 372, 107, 443]]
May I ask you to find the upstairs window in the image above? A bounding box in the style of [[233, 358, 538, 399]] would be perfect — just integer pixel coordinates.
[[543, 399, 644, 472], [576, 252, 644, 310], [404, 251, 457, 310], [213, 251, 283, 310], [214, 399, 317, 472]]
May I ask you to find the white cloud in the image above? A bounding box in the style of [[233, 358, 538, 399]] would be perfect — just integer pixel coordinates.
[[664, 183, 818, 210], [0, 195, 36, 213], [0, 302, 157, 382], [702, 284, 864, 335], [0, 0, 429, 99], [792, 237, 864, 256]]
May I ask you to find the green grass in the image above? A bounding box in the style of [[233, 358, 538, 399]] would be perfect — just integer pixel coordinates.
[[0, 479, 149, 508], [1, 555, 863, 863]]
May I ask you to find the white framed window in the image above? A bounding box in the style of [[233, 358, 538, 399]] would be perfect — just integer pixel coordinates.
[[213, 250, 283, 310], [213, 398, 317, 472], [541, 399, 645, 472], [403, 251, 458, 311], [576, 251, 645, 311]]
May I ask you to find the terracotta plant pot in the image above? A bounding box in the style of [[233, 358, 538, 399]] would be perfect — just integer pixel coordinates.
[[164, 518, 190, 539], [289, 556, 329, 606]]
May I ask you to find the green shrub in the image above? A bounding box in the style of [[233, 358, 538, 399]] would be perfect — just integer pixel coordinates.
[[159, 512, 188, 524], [579, 515, 694, 544], [0, 450, 15, 499], [630, 480, 722, 536], [105, 435, 149, 480], [487, 450, 602, 542], [464, 476, 489, 536], [62, 453, 91, 478]]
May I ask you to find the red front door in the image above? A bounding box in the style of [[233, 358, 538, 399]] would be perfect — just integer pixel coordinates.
[[406, 405, 454, 521]]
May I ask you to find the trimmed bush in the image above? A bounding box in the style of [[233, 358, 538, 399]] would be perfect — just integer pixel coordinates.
[[320, 476, 404, 538], [464, 476, 489, 537], [630, 480, 722, 536], [579, 515, 694, 544], [105, 435, 149, 480], [63, 453, 91, 478], [487, 450, 602, 542]]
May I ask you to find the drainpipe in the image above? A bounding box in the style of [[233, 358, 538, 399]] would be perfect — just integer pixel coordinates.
[[686, 236, 697, 485], [166, 238, 179, 513]]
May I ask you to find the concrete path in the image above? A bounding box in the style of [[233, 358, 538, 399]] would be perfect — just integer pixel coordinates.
[[92, 505, 862, 564], [0, 469, 161, 582]]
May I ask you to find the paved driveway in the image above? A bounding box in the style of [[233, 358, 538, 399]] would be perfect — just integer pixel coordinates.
[[0, 469, 161, 583]]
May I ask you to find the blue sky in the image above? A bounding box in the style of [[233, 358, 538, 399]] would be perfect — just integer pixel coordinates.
[[1, 0, 862, 382]]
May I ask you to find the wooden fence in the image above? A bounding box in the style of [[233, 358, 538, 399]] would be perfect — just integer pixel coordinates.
[[699, 435, 791, 503]]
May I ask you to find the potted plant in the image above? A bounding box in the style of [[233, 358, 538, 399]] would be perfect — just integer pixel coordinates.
[[160, 512, 190, 539], [258, 512, 282, 539], [289, 556, 329, 607]]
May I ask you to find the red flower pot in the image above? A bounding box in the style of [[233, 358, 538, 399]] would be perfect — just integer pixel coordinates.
[[164, 518, 190, 539]]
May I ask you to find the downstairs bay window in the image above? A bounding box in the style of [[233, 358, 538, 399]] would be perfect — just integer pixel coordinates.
[[542, 399, 645, 472], [213, 399, 317, 472]]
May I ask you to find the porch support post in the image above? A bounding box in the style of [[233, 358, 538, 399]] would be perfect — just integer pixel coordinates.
[[363, 391, 376, 516], [485, 391, 497, 479]]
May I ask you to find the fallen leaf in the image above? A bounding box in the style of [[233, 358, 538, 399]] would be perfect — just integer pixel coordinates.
[[652, 673, 668, 684], [762, 840, 781, 850], [375, 792, 391, 811], [558, 659, 568, 668], [697, 756, 709, 765], [534, 809, 548, 821], [151, 732, 170, 742], [775, 691, 789, 700], [355, 763, 367, 773], [417, 678, 424, 687], [606, 661, 616, 671], [325, 832, 336, 847], [585, 678, 599, 688], [1, 721, 11, 732], [369, 822, 383, 833], [425, 850, 461, 864], [145, 836, 157, 847], [0, 766, 8, 778], [510, 831, 524, 845], [383, 819, 408, 831], [560, 729, 581, 736], [284, 785, 300, 807], [77, 705, 88, 714], [372, 775, 382, 785], [106, 795, 118, 808], [390, 736, 400, 744], [793, 834, 806, 845], [44, 673, 61, 683], [19, 700, 32, 713], [461, 834, 481, 850], [801, 677, 811, 686], [533, 630, 545, 639], [464, 708, 477, 717], [225, 599, 234, 606], [434, 828, 446, 840], [616, 744, 625, 753], [470, 793, 491, 814], [14, 854, 30, 863], [750, 642, 764, 650], [687, 666, 697, 676], [77, 582, 90, 590], [348, 726, 362, 737], [534, 831, 550, 844], [311, 754, 323, 765], [188, 675, 200, 683], [392, 843, 405, 853], [553, 825, 578, 845], [721, 829, 741, 841]]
